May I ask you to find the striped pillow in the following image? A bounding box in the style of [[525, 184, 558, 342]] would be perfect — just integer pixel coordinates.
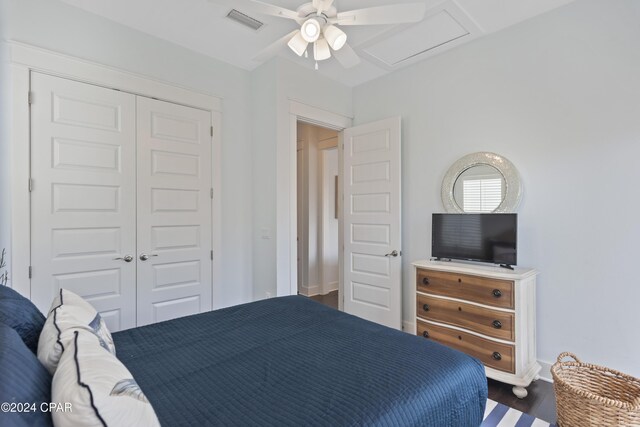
[[37, 289, 115, 374], [52, 329, 159, 427]]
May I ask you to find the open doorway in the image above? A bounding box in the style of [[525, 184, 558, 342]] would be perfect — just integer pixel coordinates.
[[296, 121, 340, 309]]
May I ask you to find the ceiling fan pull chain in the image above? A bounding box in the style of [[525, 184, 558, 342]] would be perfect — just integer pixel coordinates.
[[305, 50, 308, 58], [315, 61, 318, 70]]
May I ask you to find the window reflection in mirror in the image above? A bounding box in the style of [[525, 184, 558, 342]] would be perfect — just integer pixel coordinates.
[[453, 165, 505, 213]]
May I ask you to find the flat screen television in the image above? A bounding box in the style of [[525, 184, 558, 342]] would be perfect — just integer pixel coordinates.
[[432, 213, 517, 266]]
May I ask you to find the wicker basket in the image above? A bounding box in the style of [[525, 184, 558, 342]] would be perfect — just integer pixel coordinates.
[[551, 352, 640, 427]]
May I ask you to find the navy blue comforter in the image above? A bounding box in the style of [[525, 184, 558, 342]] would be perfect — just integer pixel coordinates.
[[113, 296, 487, 426]]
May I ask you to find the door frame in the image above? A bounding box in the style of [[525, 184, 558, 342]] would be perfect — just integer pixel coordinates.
[[7, 42, 222, 309], [278, 100, 352, 309]]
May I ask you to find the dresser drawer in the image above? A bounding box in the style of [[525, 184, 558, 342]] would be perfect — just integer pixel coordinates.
[[417, 321, 515, 373], [416, 268, 514, 309], [416, 294, 515, 341]]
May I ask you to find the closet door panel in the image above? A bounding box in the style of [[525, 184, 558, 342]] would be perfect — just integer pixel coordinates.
[[30, 73, 137, 331], [136, 97, 213, 326]]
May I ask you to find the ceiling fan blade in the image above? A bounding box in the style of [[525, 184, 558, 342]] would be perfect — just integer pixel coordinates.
[[335, 3, 426, 26], [209, 0, 299, 21], [252, 29, 299, 63], [332, 43, 361, 69], [316, 0, 335, 16]]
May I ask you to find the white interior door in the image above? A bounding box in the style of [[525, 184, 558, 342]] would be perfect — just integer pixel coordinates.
[[30, 72, 137, 331], [342, 117, 402, 329], [136, 97, 213, 326]]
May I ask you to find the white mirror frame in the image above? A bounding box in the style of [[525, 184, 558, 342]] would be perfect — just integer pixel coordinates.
[[441, 152, 522, 213]]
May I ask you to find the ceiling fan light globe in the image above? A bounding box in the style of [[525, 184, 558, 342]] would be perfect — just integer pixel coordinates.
[[314, 38, 331, 61], [301, 18, 321, 42], [323, 24, 347, 51], [287, 31, 309, 56]]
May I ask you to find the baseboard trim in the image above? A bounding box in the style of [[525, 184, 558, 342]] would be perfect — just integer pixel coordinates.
[[322, 281, 338, 295], [298, 285, 321, 297], [402, 320, 415, 334], [538, 360, 553, 383]]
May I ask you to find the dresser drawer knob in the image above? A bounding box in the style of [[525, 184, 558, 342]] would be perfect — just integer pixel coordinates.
[[422, 277, 430, 285], [422, 304, 430, 312], [492, 320, 502, 329], [457, 278, 462, 283], [492, 289, 502, 298], [422, 330, 429, 338], [492, 352, 502, 361]]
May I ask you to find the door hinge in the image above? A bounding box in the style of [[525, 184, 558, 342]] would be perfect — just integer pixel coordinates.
[[28, 266, 32, 279], [210, 250, 213, 260], [28, 178, 33, 192], [210, 126, 214, 137], [28, 92, 33, 105], [210, 188, 214, 199]]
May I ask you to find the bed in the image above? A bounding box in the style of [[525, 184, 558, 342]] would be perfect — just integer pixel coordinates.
[[1, 285, 487, 426], [112, 295, 488, 426]]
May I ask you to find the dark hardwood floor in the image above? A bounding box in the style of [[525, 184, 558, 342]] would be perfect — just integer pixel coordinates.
[[309, 290, 339, 308], [306, 290, 557, 424], [489, 378, 556, 424]]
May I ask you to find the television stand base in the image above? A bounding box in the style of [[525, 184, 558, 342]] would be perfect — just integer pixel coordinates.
[[499, 264, 515, 270]]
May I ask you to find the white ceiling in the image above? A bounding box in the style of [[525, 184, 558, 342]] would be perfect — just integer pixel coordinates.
[[58, 0, 576, 87]]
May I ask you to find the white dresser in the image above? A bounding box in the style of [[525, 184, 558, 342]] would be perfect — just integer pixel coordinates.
[[413, 260, 540, 398]]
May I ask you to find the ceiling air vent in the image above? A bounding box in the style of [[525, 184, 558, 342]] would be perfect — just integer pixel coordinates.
[[226, 9, 264, 31]]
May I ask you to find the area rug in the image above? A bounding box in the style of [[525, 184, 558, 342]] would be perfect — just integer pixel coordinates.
[[482, 399, 556, 427]]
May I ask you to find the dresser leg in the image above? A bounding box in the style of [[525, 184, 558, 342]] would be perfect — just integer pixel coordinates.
[[512, 386, 528, 399]]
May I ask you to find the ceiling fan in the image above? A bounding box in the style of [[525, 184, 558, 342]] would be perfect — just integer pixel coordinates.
[[214, 0, 427, 69]]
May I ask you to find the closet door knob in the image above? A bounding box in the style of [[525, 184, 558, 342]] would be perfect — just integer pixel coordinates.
[[114, 255, 133, 263], [139, 253, 158, 261]]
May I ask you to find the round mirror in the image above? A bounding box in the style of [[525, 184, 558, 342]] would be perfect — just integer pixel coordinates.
[[452, 165, 506, 212], [442, 152, 522, 213]]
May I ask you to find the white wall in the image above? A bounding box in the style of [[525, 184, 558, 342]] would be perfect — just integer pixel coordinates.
[[0, 2, 11, 285], [0, 0, 254, 307], [296, 123, 320, 295], [320, 148, 339, 293], [252, 58, 352, 299], [250, 60, 278, 299], [353, 0, 640, 377]]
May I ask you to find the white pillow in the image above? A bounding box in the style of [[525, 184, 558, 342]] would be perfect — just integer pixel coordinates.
[[38, 289, 115, 374], [52, 329, 160, 427]]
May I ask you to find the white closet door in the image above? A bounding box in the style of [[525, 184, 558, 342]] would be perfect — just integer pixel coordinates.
[[136, 97, 213, 326], [30, 73, 137, 331]]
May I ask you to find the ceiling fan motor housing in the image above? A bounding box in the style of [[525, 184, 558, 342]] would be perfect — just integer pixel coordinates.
[[296, 3, 338, 19]]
